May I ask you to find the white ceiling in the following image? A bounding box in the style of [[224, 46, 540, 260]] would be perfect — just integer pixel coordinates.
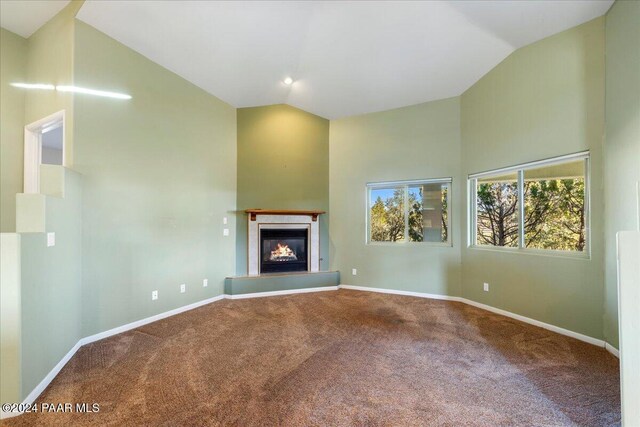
[[3, 1, 613, 119], [0, 0, 70, 38]]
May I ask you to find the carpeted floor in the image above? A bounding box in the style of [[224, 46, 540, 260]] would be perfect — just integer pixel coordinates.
[[3, 290, 620, 426]]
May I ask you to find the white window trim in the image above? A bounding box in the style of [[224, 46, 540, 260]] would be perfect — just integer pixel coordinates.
[[366, 177, 453, 247], [468, 151, 591, 259]]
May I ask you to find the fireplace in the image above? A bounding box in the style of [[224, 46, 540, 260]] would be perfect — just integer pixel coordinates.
[[246, 209, 324, 276], [260, 228, 308, 273]]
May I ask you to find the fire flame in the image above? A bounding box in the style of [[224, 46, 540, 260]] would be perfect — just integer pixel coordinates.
[[270, 243, 297, 261]]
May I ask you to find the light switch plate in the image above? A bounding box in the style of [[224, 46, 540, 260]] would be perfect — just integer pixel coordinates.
[[47, 232, 55, 247], [223, 217, 228, 225], [223, 228, 230, 236]]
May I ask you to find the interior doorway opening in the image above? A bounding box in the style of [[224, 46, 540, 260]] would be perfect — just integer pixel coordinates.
[[24, 110, 65, 193]]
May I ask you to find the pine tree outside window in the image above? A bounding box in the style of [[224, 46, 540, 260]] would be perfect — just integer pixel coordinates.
[[367, 179, 452, 245], [469, 152, 590, 256]]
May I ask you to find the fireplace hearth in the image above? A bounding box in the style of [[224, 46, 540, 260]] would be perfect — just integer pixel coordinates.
[[260, 228, 308, 273]]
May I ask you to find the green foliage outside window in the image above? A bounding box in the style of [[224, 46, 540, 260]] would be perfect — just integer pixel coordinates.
[[524, 179, 586, 251], [476, 180, 519, 247], [370, 188, 405, 242], [370, 183, 449, 243], [475, 163, 586, 252]]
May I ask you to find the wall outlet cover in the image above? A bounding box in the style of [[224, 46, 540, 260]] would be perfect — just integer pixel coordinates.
[[180, 284, 186, 293], [352, 268, 357, 276], [483, 283, 489, 292], [47, 232, 55, 247], [152, 290, 158, 300], [223, 217, 228, 225], [223, 228, 230, 236], [203, 278, 208, 287]]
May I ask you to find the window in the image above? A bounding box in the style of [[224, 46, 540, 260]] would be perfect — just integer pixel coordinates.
[[469, 152, 589, 255], [368, 179, 451, 245]]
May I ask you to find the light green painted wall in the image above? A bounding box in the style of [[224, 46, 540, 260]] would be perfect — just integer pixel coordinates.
[[236, 104, 330, 275], [0, 29, 27, 232], [73, 21, 237, 336], [329, 97, 462, 296], [461, 18, 606, 340], [3, 5, 87, 400], [0, 2, 627, 404], [24, 1, 81, 167], [20, 168, 83, 398], [0, 233, 21, 405], [604, 0, 640, 350]]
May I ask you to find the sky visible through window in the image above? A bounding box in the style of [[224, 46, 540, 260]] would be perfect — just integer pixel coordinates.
[[369, 182, 450, 244], [371, 187, 421, 201], [371, 188, 395, 201]]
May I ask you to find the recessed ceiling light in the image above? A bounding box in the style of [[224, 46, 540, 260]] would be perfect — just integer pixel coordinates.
[[283, 77, 293, 85]]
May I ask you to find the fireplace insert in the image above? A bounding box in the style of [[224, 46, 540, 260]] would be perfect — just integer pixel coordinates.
[[260, 228, 308, 273]]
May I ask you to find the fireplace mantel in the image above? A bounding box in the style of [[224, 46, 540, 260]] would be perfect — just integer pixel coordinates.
[[245, 209, 326, 222]]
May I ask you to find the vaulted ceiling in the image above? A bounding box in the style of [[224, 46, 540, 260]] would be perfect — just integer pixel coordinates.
[[2, 0, 613, 119], [0, 0, 70, 38]]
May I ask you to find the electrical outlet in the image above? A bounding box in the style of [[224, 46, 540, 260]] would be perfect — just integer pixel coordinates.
[[483, 282, 489, 292], [47, 232, 55, 247], [223, 217, 228, 225], [152, 290, 158, 300], [352, 268, 357, 276], [180, 284, 186, 293], [223, 228, 229, 236], [203, 278, 208, 287]]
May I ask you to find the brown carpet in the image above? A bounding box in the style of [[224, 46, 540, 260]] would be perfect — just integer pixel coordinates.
[[4, 290, 620, 426]]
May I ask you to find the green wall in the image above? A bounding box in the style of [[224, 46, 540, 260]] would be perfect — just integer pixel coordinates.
[[1, 3, 86, 401], [24, 1, 80, 166], [236, 104, 330, 275], [0, 29, 27, 232], [0, 233, 21, 405], [20, 169, 83, 398], [461, 18, 606, 340], [329, 97, 462, 296], [73, 21, 237, 336], [0, 0, 631, 405], [329, 18, 609, 342], [604, 0, 640, 349]]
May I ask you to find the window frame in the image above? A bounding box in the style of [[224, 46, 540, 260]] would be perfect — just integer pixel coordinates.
[[467, 151, 591, 259], [366, 178, 453, 247]]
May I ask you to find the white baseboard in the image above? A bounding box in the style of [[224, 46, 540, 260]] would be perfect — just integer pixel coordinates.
[[225, 286, 338, 300], [7, 283, 619, 420], [1, 294, 228, 419], [22, 340, 82, 406], [459, 297, 605, 347], [338, 284, 462, 302], [338, 284, 612, 350], [81, 294, 226, 345], [605, 342, 620, 358], [8, 288, 339, 416]]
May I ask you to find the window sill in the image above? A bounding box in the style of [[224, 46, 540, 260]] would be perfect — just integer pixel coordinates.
[[367, 241, 453, 248], [468, 245, 590, 260]]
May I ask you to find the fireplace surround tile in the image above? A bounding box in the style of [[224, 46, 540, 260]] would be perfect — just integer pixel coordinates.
[[247, 214, 321, 275]]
